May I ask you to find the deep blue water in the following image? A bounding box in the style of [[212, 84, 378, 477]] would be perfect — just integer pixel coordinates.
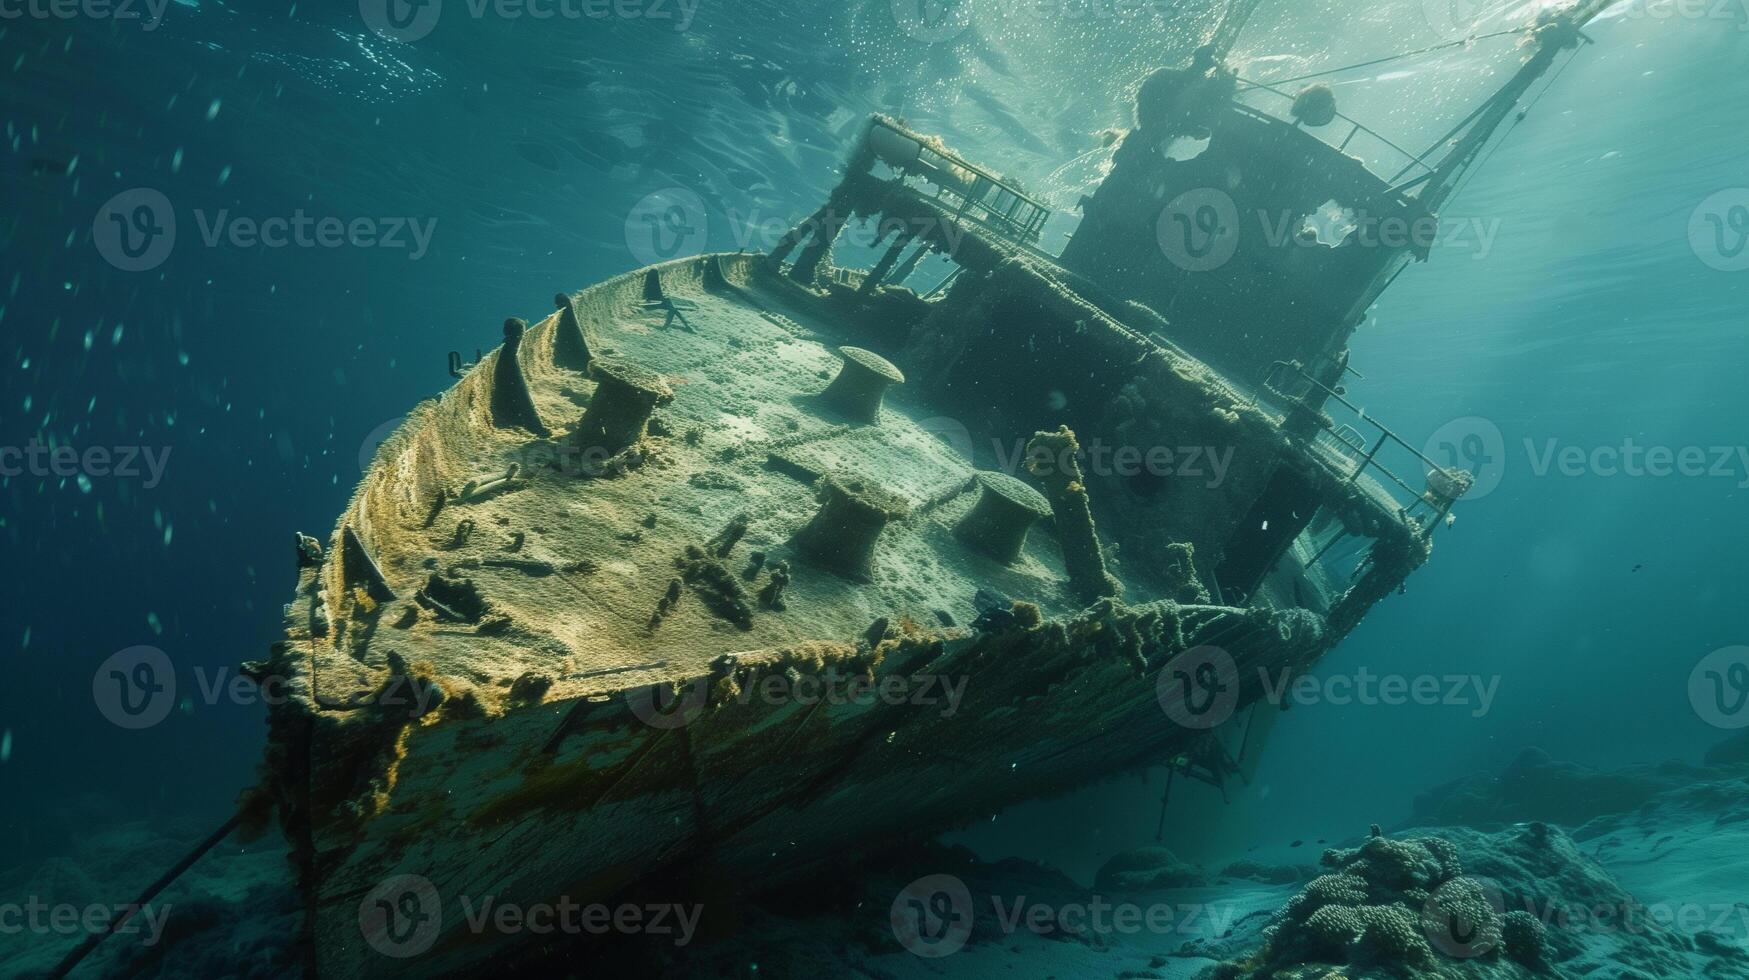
[[1, 0, 1746, 932]]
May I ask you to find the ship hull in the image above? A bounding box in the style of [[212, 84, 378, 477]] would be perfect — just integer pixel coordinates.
[[258, 253, 1416, 976]]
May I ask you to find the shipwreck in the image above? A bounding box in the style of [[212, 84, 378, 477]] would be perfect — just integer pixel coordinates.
[[48, 3, 1624, 977]]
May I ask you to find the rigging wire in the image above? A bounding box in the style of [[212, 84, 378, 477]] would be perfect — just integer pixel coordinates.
[[50, 812, 245, 979], [1441, 41, 1585, 209], [1257, 28, 1531, 88]]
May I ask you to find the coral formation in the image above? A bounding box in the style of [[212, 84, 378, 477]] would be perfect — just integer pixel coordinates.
[[1499, 909, 1547, 968], [1223, 834, 1483, 976]]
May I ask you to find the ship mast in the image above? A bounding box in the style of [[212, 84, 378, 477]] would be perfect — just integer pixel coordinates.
[[1408, 0, 1617, 211]]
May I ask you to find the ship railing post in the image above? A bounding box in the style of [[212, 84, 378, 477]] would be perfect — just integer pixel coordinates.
[[1352, 431, 1389, 483]]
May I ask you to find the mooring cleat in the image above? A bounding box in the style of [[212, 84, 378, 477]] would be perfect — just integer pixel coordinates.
[[574, 358, 675, 452], [817, 346, 904, 424], [793, 473, 910, 581], [954, 471, 1053, 565]]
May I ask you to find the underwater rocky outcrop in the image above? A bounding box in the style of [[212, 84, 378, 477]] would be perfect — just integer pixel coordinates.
[[1409, 738, 1749, 831]]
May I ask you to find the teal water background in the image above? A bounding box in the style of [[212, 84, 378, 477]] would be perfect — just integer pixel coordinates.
[[1, 0, 1744, 879]]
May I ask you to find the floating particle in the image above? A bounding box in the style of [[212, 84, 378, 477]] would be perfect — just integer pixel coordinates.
[[111, 323, 123, 345], [172, 147, 183, 173], [217, 165, 231, 186], [206, 98, 221, 120], [147, 611, 163, 634], [20, 626, 29, 650], [163, 524, 173, 546], [76, 474, 91, 494], [0, 731, 11, 764], [83, 329, 93, 351]]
